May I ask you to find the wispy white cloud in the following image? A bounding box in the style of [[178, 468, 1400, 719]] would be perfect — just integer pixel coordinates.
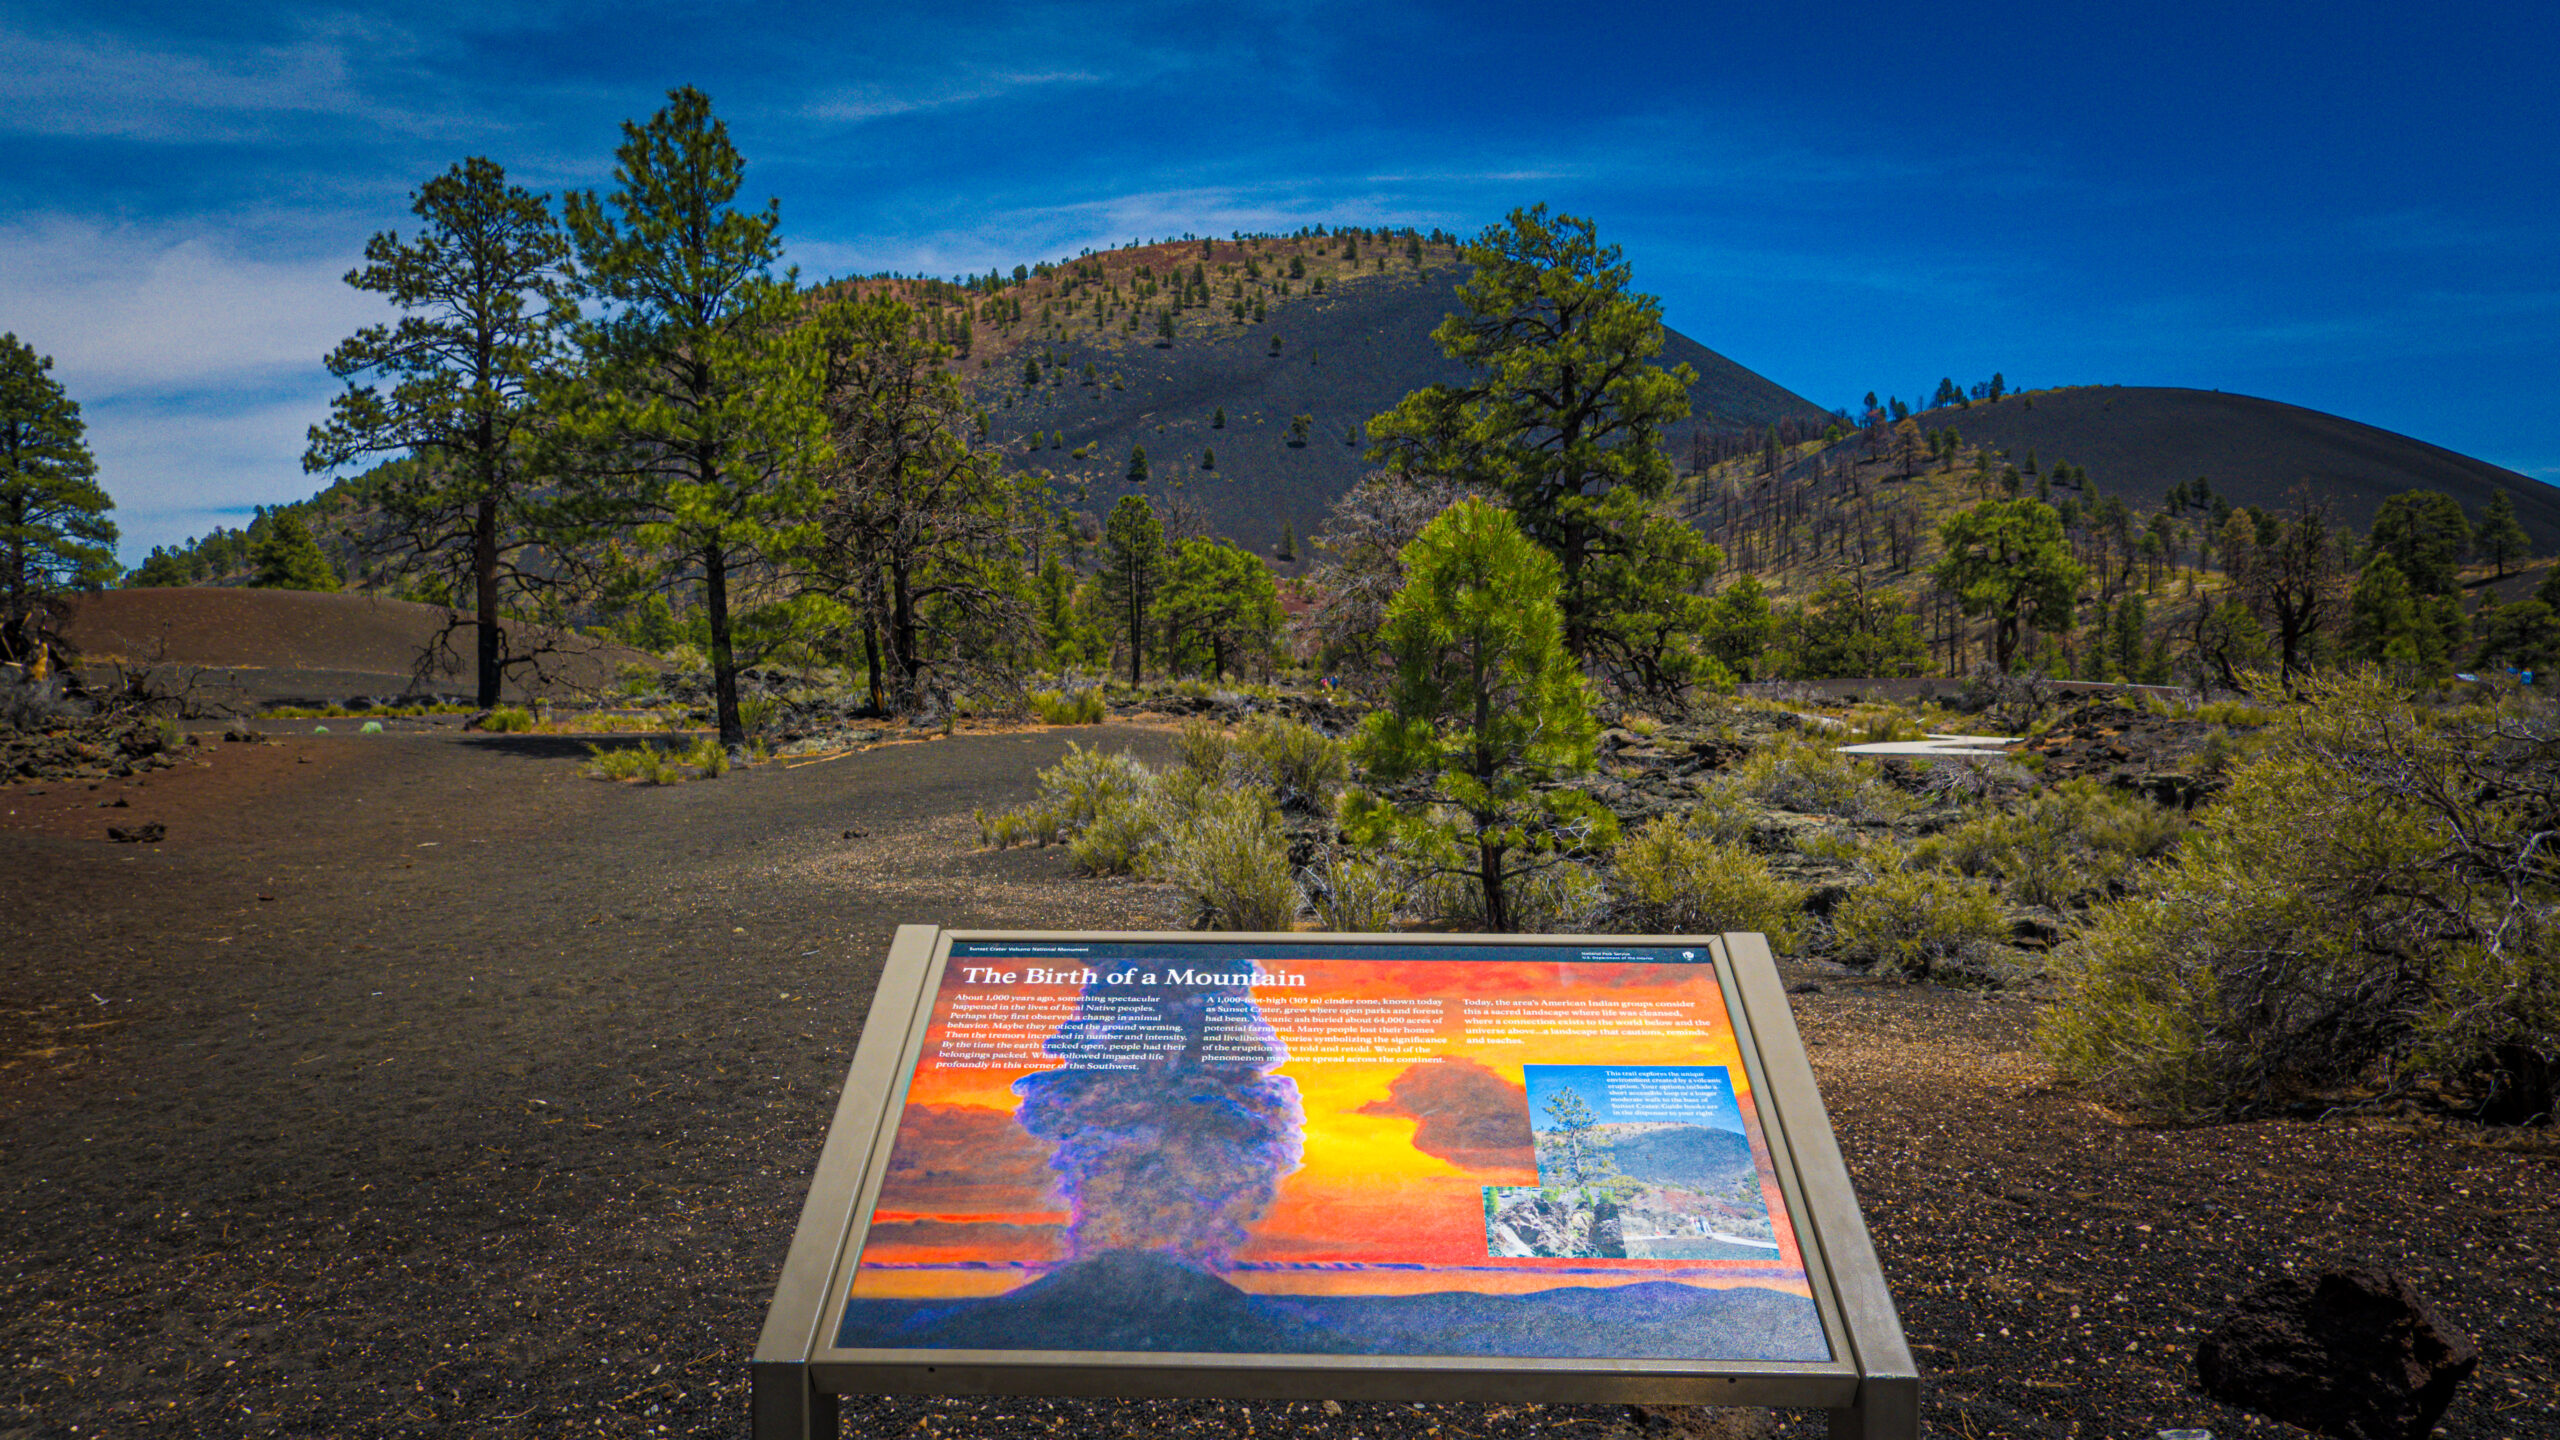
[[86, 383, 344, 555], [0, 15, 478, 144], [0, 217, 387, 397], [0, 216, 386, 556], [800, 69, 1106, 125]]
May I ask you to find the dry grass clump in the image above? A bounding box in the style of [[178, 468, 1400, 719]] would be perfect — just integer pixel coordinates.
[[1832, 868, 2013, 982], [581, 735, 729, 784], [1907, 778, 2184, 907], [1716, 733, 1911, 822], [1607, 817, 1806, 950], [1157, 790, 1301, 930], [1030, 688, 1106, 725]]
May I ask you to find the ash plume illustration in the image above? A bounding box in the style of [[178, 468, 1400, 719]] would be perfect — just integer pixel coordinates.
[[1012, 971, 1303, 1269]]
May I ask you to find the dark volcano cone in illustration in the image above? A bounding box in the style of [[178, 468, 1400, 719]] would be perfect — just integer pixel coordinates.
[[872, 1249, 1360, 1354], [1013, 969, 1303, 1267]]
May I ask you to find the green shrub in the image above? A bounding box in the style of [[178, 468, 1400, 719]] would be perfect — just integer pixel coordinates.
[[739, 695, 782, 735], [1846, 705, 1926, 744], [1159, 791, 1302, 930], [1721, 734, 1911, 821], [1908, 779, 2183, 908], [1608, 817, 1807, 950], [583, 741, 685, 785], [1236, 713, 1347, 806], [482, 705, 536, 733], [1682, 784, 1760, 844], [1030, 688, 1106, 724], [975, 805, 1042, 848], [1172, 717, 1240, 779], [976, 743, 1153, 851], [1509, 862, 1610, 933], [1067, 791, 1165, 876], [1832, 869, 2011, 981], [2042, 670, 2560, 1122], [2190, 699, 2279, 728], [679, 735, 728, 777], [1310, 850, 1408, 932]]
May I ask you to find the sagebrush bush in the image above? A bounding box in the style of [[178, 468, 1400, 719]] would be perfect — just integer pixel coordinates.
[[1172, 717, 1239, 780], [1721, 735, 1910, 821], [1030, 688, 1106, 724], [1067, 793, 1164, 876], [1608, 818, 1806, 950], [1158, 791, 1301, 930], [2042, 670, 2560, 1122], [1423, 860, 1607, 933], [1511, 862, 1611, 933], [1847, 705, 1926, 744], [1683, 783, 1761, 844], [583, 741, 685, 784], [1908, 779, 2183, 907], [1832, 869, 2011, 981], [1309, 850, 1407, 931], [1236, 713, 1347, 807], [978, 743, 1153, 852], [0, 676, 79, 730]]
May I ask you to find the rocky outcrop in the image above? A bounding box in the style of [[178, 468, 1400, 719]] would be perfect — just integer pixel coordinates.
[[2196, 1267, 2477, 1440]]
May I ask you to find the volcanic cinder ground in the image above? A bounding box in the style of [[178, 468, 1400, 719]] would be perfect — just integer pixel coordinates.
[[3, 720, 2555, 1439]]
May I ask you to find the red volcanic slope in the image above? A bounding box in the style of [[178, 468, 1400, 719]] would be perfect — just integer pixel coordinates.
[[58, 588, 651, 698]]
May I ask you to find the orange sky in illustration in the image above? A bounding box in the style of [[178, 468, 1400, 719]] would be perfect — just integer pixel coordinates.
[[852, 952, 1809, 1302]]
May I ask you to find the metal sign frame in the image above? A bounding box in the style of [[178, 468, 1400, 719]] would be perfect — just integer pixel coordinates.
[[754, 928, 1915, 1439]]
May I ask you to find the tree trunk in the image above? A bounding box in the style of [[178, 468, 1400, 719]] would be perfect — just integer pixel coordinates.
[[1479, 835, 1510, 934], [863, 613, 884, 714], [890, 558, 921, 706], [473, 496, 502, 710], [704, 547, 742, 749]]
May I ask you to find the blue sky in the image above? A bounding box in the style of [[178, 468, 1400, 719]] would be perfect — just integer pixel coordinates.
[[5, 0, 2555, 560]]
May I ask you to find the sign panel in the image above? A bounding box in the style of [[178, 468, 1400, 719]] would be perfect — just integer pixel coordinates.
[[836, 939, 1825, 1363], [755, 929, 1915, 1440]]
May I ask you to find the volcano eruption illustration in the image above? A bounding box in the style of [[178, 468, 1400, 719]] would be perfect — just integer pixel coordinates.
[[836, 964, 1830, 1362], [1010, 971, 1304, 1268]]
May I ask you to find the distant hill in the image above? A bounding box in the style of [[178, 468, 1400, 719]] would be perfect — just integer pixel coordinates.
[[957, 242, 1831, 566], [59, 588, 652, 707], [1914, 386, 2560, 550]]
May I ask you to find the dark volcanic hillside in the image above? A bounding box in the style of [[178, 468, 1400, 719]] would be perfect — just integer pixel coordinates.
[[981, 259, 1830, 562], [1916, 385, 2560, 549]]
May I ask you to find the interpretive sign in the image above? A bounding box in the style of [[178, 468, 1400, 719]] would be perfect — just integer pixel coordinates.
[[755, 929, 1915, 1440]]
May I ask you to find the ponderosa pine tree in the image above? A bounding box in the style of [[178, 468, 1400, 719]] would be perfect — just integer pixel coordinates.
[[2366, 490, 2470, 597], [1349, 498, 1609, 932], [811, 293, 1032, 713], [1098, 495, 1164, 683], [1156, 537, 1282, 678], [555, 87, 827, 749], [2477, 491, 2531, 580], [1365, 205, 1697, 662], [0, 333, 116, 669], [249, 513, 340, 592], [304, 156, 570, 708], [1931, 498, 2082, 670]]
